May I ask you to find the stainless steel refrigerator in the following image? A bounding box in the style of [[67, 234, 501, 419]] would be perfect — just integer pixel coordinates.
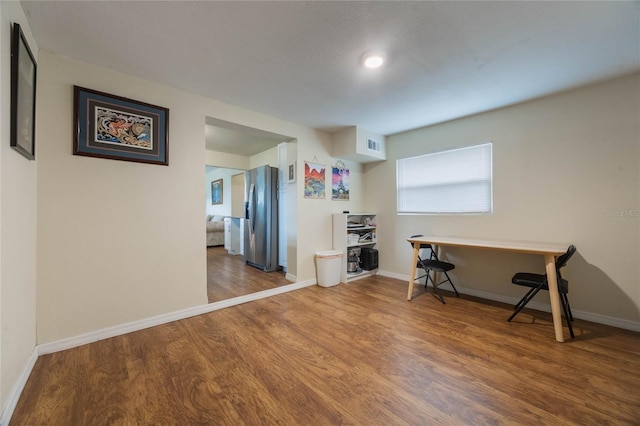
[[244, 165, 279, 271]]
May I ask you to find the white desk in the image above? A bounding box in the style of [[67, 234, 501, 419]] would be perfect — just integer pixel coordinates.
[[407, 236, 569, 342]]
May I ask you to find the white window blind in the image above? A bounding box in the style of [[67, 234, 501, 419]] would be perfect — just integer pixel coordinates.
[[397, 142, 493, 214]]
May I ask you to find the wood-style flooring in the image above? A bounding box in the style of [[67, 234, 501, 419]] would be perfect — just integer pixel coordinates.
[[11, 275, 640, 425], [207, 246, 290, 303]]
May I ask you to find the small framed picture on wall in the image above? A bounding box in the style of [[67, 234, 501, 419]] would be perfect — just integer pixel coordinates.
[[211, 179, 223, 205], [287, 161, 296, 183]]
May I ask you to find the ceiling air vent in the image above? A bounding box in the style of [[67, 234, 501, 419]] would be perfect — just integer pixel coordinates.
[[367, 138, 382, 152]]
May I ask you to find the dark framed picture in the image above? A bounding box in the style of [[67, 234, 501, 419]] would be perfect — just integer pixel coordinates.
[[211, 179, 223, 205], [73, 86, 169, 165], [10, 23, 37, 160], [287, 161, 296, 183]]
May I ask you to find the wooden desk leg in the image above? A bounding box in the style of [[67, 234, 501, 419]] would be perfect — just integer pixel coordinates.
[[545, 254, 565, 343], [407, 243, 419, 300]]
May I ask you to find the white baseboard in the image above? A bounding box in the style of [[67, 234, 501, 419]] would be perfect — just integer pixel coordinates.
[[377, 270, 406, 281], [378, 269, 640, 332], [285, 272, 297, 282], [39, 278, 316, 355], [1, 348, 38, 426]]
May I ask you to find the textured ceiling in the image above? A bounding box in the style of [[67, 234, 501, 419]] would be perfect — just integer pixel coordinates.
[[21, 1, 640, 150]]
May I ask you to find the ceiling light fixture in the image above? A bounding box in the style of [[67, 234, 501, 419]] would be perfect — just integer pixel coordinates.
[[362, 52, 386, 69]]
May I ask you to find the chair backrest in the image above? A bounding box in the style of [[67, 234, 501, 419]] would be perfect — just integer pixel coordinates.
[[556, 244, 576, 269], [556, 245, 576, 271], [409, 234, 432, 250]]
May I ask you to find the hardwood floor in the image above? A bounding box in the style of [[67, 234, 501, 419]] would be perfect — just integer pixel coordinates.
[[207, 246, 291, 303], [11, 275, 640, 425]]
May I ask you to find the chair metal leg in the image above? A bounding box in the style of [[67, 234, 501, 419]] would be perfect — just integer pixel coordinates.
[[442, 271, 459, 297], [514, 287, 537, 311], [417, 250, 457, 304], [425, 272, 446, 304], [561, 293, 574, 322], [508, 286, 542, 322], [560, 293, 575, 338], [418, 258, 446, 304], [513, 287, 536, 311], [429, 249, 458, 299]]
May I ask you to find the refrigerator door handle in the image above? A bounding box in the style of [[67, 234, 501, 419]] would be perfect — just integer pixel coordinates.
[[248, 183, 256, 234]]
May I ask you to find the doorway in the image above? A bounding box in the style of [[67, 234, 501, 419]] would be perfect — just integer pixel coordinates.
[[204, 117, 297, 303]]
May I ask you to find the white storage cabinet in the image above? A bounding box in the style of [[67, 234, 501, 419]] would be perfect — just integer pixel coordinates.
[[332, 213, 378, 283]]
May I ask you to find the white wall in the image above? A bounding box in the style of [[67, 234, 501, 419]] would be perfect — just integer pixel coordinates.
[[366, 74, 640, 324], [36, 51, 366, 344], [249, 145, 278, 169], [36, 52, 209, 343], [205, 149, 250, 170], [1, 3, 4, 412], [296, 130, 366, 280], [0, 1, 38, 415], [205, 166, 243, 218], [286, 143, 298, 277]]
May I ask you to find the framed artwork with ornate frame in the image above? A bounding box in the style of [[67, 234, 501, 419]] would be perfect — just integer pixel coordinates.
[[73, 86, 169, 165]]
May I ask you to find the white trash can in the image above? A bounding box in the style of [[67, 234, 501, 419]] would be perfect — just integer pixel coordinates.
[[315, 250, 343, 287]]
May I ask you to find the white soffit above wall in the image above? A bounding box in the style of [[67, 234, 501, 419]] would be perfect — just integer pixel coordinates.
[[204, 117, 294, 157]]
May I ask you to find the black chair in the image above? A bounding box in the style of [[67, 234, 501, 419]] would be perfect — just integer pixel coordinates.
[[410, 234, 459, 304], [508, 245, 576, 338]]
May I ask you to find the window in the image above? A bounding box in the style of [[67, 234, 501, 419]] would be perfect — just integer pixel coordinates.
[[397, 142, 493, 214]]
